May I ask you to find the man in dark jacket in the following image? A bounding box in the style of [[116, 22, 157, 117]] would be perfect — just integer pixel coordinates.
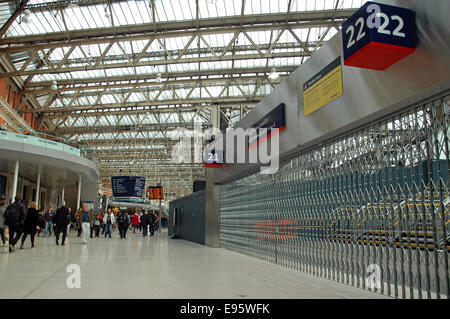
[[117, 210, 129, 239], [4, 197, 27, 252], [149, 212, 155, 236], [54, 202, 70, 245], [140, 211, 149, 237]]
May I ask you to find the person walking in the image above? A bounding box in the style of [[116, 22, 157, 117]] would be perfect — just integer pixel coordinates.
[[4, 197, 27, 252], [148, 211, 155, 236], [80, 204, 94, 244], [154, 212, 159, 233], [75, 208, 82, 237], [43, 207, 55, 237], [54, 202, 70, 246], [0, 195, 7, 247], [99, 211, 105, 235], [66, 207, 72, 235], [140, 211, 149, 237], [131, 213, 139, 234], [117, 210, 129, 239], [103, 208, 114, 238], [37, 211, 45, 237], [93, 212, 101, 237], [20, 202, 41, 249]]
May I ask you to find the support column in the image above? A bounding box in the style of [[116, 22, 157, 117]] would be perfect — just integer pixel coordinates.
[[77, 174, 81, 210], [11, 160, 19, 203], [61, 186, 65, 206], [35, 166, 41, 207], [205, 104, 221, 248]]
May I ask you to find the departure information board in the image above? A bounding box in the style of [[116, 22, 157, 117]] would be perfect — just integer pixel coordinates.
[[111, 176, 146, 197], [148, 186, 164, 200]]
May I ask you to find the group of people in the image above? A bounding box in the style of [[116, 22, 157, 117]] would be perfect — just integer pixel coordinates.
[[0, 196, 72, 251], [0, 196, 169, 253]]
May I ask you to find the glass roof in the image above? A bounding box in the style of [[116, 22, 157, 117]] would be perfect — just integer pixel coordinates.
[[0, 0, 368, 194]]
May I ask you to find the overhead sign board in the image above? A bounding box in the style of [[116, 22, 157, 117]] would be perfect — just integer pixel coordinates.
[[342, 1, 417, 70], [248, 102, 286, 149], [111, 176, 146, 198], [303, 57, 343, 116], [148, 186, 164, 200]]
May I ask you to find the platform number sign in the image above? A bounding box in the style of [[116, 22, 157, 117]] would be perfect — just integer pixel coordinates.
[[203, 136, 224, 168], [342, 2, 417, 70], [203, 148, 224, 168]]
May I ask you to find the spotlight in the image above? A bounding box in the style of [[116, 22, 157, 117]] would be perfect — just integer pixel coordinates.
[[51, 80, 57, 90], [268, 67, 280, 81], [67, 3, 80, 10], [21, 9, 32, 24], [155, 72, 162, 83]]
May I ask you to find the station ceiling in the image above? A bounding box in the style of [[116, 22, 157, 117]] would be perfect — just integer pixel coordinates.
[[0, 0, 367, 197]]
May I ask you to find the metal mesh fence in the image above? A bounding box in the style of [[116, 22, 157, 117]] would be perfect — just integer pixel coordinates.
[[220, 94, 450, 299]]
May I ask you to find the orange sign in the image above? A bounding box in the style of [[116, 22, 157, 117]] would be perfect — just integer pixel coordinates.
[[148, 186, 164, 200]]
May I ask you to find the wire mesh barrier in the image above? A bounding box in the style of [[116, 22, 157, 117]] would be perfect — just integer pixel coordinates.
[[220, 94, 450, 299]]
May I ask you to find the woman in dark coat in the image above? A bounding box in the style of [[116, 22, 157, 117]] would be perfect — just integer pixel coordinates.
[[20, 202, 41, 249]]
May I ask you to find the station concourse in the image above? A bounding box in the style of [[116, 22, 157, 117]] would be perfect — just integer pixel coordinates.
[[0, 0, 449, 300]]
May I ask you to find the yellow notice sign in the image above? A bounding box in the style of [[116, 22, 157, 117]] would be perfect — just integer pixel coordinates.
[[303, 57, 343, 116]]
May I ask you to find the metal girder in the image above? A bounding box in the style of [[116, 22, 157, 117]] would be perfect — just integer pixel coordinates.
[[50, 104, 249, 119], [23, 96, 264, 115], [0, 0, 29, 38], [0, 50, 308, 78], [0, 10, 354, 50], [38, 42, 316, 66], [54, 122, 211, 135], [79, 137, 180, 147], [22, 66, 294, 94]]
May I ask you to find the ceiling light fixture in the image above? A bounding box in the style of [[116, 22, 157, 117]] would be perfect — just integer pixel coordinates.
[[67, 3, 80, 10], [51, 80, 57, 90], [21, 9, 32, 24], [155, 72, 162, 83], [268, 67, 280, 81]]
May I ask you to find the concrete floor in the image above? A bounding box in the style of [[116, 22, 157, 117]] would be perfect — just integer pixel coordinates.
[[0, 229, 389, 299]]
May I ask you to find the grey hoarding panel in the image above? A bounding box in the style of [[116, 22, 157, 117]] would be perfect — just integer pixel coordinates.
[[213, 0, 450, 184]]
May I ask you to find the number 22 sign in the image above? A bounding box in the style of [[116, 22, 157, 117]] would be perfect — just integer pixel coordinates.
[[342, 1, 417, 71]]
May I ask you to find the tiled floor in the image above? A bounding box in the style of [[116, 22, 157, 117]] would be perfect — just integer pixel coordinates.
[[0, 229, 389, 299]]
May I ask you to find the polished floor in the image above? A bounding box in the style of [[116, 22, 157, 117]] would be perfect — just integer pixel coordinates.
[[0, 228, 389, 299]]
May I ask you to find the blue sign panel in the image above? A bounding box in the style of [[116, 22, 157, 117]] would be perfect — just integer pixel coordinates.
[[203, 137, 225, 167], [342, 1, 417, 70], [111, 176, 146, 197], [248, 102, 286, 148]]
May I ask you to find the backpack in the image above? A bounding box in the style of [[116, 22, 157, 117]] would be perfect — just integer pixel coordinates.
[[5, 203, 20, 225], [118, 214, 126, 223]]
